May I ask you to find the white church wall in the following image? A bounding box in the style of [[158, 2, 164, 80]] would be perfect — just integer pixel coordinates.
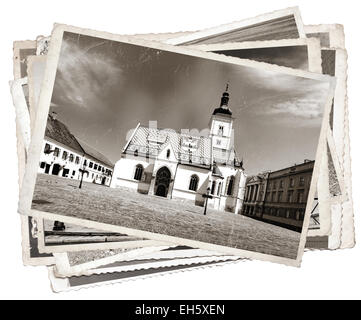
[[172, 164, 210, 202], [111, 157, 150, 190]]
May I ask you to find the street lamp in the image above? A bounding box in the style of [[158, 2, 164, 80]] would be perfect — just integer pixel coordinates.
[[202, 187, 212, 216], [78, 163, 89, 189]]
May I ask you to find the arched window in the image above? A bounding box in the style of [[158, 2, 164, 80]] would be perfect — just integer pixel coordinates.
[[227, 176, 235, 195], [166, 149, 170, 159], [217, 182, 222, 196], [134, 164, 144, 181], [69, 154, 74, 162], [211, 181, 216, 195], [189, 175, 199, 191]]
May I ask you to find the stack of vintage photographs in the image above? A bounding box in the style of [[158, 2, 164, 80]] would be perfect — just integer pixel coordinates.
[[10, 7, 355, 292]]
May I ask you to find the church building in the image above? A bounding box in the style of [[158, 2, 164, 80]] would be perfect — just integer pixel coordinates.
[[111, 86, 247, 214]]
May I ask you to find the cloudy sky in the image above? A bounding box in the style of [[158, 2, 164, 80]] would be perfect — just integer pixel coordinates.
[[49, 32, 331, 175]]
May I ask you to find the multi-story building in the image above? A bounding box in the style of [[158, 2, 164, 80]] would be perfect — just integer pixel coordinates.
[[38, 112, 114, 186], [242, 160, 315, 231]]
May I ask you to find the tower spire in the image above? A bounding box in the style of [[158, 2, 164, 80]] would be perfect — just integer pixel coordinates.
[[219, 83, 230, 108]]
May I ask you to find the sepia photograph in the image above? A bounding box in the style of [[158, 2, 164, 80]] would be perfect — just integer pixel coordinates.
[[167, 7, 305, 45], [19, 25, 335, 265]]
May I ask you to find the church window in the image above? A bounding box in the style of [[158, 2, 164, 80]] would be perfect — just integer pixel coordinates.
[[134, 149, 138, 157], [89, 162, 93, 168], [134, 164, 144, 181], [84, 159, 87, 166], [211, 181, 216, 195], [69, 154, 74, 162], [218, 125, 224, 136], [75, 156, 80, 164], [62, 151, 68, 160], [98, 166, 102, 172], [166, 149, 170, 159], [40, 162, 46, 169], [94, 164, 98, 170], [54, 147, 60, 157], [189, 175, 199, 191], [217, 182, 222, 196], [227, 176, 235, 196]]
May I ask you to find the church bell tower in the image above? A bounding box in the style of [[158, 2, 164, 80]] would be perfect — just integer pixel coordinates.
[[209, 84, 234, 153]]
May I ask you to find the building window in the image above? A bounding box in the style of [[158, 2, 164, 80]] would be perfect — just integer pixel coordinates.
[[89, 162, 93, 168], [134, 164, 143, 181], [273, 181, 276, 190], [40, 162, 46, 169], [189, 175, 199, 191], [84, 159, 87, 166], [287, 190, 294, 203], [227, 176, 235, 196], [166, 149, 170, 159], [75, 156, 80, 164], [134, 149, 138, 157], [94, 164, 98, 170], [299, 176, 305, 187], [218, 125, 224, 136], [69, 154, 74, 162], [98, 166, 102, 172], [72, 170, 76, 176], [290, 178, 295, 188], [54, 147, 60, 157], [62, 151, 68, 160], [297, 191, 304, 203], [44, 143, 51, 154], [271, 192, 276, 202], [277, 191, 283, 202], [279, 180, 284, 189], [211, 181, 216, 195], [217, 182, 222, 196], [286, 210, 290, 219]]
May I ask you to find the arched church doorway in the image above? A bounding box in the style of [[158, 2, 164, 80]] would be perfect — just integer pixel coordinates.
[[51, 164, 61, 176], [154, 167, 171, 198]]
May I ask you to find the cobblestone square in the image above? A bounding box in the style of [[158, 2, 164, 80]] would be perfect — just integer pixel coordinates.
[[32, 174, 301, 259]]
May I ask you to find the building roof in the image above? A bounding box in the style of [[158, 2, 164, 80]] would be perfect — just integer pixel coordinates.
[[76, 138, 114, 168], [45, 114, 114, 168], [123, 124, 243, 169], [45, 115, 84, 154], [124, 125, 213, 168], [212, 86, 232, 117]]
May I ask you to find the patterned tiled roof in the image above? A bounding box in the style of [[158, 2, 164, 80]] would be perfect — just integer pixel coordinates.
[[124, 126, 212, 168]]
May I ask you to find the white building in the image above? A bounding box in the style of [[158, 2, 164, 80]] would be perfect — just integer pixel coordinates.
[[111, 87, 247, 214], [38, 113, 114, 186]]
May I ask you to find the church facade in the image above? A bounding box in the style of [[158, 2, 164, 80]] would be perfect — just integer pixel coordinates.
[[111, 87, 247, 214]]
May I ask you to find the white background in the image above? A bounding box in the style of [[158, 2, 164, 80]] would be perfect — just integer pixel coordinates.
[[0, 0, 360, 299]]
